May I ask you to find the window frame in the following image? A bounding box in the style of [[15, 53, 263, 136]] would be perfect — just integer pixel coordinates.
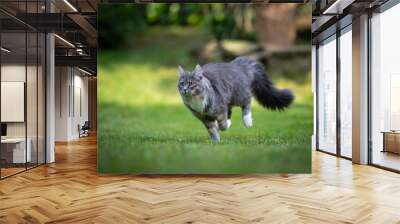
[[314, 19, 353, 160]]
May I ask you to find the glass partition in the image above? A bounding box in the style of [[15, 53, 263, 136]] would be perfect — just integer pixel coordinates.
[[0, 3, 46, 179], [1, 31, 28, 177], [317, 35, 337, 154]]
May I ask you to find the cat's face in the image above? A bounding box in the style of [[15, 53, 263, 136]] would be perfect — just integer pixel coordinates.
[[177, 64, 206, 97]]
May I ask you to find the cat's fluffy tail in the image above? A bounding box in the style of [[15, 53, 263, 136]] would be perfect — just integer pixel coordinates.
[[232, 56, 294, 110]]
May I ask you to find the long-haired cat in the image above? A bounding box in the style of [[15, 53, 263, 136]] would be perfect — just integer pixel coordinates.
[[177, 56, 294, 142]]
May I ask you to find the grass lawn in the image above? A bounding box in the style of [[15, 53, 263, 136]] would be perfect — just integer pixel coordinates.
[[98, 27, 313, 174]]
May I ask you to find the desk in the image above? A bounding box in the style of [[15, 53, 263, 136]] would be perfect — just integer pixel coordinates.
[[382, 131, 400, 154], [1, 138, 31, 163]]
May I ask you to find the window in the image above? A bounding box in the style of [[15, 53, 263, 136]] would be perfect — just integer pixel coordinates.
[[339, 26, 352, 158], [317, 35, 337, 154], [370, 3, 400, 171]]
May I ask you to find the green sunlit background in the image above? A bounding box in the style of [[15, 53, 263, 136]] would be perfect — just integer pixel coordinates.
[[98, 3, 312, 173]]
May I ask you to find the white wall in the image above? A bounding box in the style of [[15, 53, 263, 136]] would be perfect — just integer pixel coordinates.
[[55, 67, 89, 141], [1, 65, 26, 134], [72, 73, 89, 138], [55, 66, 70, 141], [1, 63, 46, 164], [1, 65, 37, 138], [1, 65, 26, 146]]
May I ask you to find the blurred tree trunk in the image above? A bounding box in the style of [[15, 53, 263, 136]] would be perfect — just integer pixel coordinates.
[[255, 4, 298, 51]]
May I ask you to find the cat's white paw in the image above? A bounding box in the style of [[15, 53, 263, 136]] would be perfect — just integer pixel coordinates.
[[226, 119, 231, 129], [215, 120, 219, 129], [243, 113, 252, 128]]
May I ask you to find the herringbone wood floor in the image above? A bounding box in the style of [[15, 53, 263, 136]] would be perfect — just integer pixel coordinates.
[[1, 135, 400, 224]]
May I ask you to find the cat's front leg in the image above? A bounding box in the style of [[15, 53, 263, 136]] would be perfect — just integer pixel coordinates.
[[242, 103, 253, 128], [227, 106, 232, 129], [217, 113, 230, 131], [203, 120, 220, 142]]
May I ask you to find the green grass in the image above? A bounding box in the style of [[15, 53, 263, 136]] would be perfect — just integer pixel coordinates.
[[98, 27, 312, 174]]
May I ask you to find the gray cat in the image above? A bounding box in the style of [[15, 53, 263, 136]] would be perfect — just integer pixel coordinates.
[[177, 56, 294, 142]]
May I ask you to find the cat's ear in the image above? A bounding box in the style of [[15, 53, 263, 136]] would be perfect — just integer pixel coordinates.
[[178, 65, 185, 77], [193, 64, 203, 77]]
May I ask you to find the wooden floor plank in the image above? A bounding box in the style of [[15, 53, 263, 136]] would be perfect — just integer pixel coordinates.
[[0, 135, 400, 223]]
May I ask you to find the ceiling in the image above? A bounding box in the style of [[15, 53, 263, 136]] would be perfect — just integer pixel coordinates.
[[0, 0, 99, 74]]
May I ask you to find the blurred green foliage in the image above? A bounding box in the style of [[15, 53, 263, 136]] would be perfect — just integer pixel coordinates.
[[98, 4, 147, 48], [206, 4, 237, 41], [99, 4, 257, 49], [147, 4, 204, 26], [99, 3, 310, 49]]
